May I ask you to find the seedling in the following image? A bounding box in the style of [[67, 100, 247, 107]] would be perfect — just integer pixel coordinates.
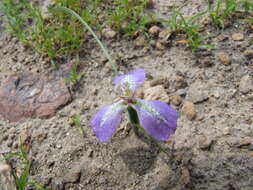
[[167, 9, 212, 52], [3, 137, 51, 190], [65, 57, 84, 88], [108, 0, 154, 37], [71, 114, 85, 137]]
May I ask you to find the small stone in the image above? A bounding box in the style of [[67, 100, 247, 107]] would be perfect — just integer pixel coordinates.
[[174, 76, 188, 90], [243, 50, 253, 59], [239, 75, 253, 94], [134, 36, 146, 47], [156, 41, 166, 50], [216, 34, 229, 41], [222, 127, 231, 135], [232, 33, 244, 41], [237, 137, 252, 148], [149, 78, 167, 87], [170, 95, 182, 106], [144, 85, 170, 103], [158, 30, 172, 40], [102, 28, 117, 39], [149, 26, 161, 35], [63, 167, 81, 183], [198, 135, 213, 150], [182, 101, 196, 120], [217, 52, 231, 65]]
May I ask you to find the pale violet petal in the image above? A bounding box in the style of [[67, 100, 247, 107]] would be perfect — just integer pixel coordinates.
[[90, 101, 126, 142], [114, 69, 145, 92], [132, 100, 178, 141]]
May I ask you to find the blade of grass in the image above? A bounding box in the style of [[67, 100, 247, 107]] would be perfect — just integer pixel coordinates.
[[50, 7, 118, 76]]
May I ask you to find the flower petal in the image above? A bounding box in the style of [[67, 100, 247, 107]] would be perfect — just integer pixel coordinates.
[[114, 69, 145, 93], [90, 101, 126, 142], [132, 100, 178, 141]]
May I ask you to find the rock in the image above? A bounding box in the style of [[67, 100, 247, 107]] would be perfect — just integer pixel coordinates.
[[239, 75, 253, 94], [0, 72, 71, 122], [156, 41, 166, 50], [217, 52, 231, 65], [158, 30, 172, 40], [0, 155, 16, 190], [198, 135, 213, 150], [222, 127, 231, 135], [149, 26, 160, 35], [237, 137, 252, 148], [174, 76, 188, 90], [231, 33, 244, 41], [102, 28, 117, 39], [144, 85, 170, 103], [243, 50, 253, 59], [186, 81, 209, 103], [134, 36, 146, 47], [149, 78, 168, 87], [63, 167, 81, 183], [182, 101, 196, 120], [170, 95, 182, 106]]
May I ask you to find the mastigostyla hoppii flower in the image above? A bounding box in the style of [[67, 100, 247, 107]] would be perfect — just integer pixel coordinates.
[[90, 69, 179, 142]]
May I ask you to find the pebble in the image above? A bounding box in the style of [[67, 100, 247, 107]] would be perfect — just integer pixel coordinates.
[[144, 85, 170, 103], [237, 137, 252, 148], [239, 75, 253, 94], [149, 26, 161, 36], [102, 28, 117, 39], [231, 33, 244, 41], [243, 50, 253, 59], [63, 167, 81, 183], [222, 127, 231, 135], [182, 101, 196, 120], [186, 81, 209, 103], [174, 76, 188, 90], [134, 35, 146, 47], [198, 135, 213, 150], [156, 41, 166, 50], [149, 78, 167, 87], [170, 95, 182, 106], [158, 30, 172, 40], [217, 52, 231, 65]]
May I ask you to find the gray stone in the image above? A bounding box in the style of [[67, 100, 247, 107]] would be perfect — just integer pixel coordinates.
[[239, 75, 253, 94], [186, 81, 209, 103]]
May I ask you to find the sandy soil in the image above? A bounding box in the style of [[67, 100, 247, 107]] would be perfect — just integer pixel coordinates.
[[0, 0, 253, 190]]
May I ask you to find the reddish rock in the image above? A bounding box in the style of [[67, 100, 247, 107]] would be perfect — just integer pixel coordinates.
[[0, 72, 71, 122]]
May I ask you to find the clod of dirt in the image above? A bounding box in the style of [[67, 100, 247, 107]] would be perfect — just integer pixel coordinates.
[[182, 101, 196, 120], [144, 85, 170, 103], [149, 25, 161, 36], [243, 49, 253, 59], [170, 95, 182, 106], [0, 72, 71, 122], [102, 28, 117, 39], [231, 33, 244, 41], [217, 52, 231, 65], [239, 75, 253, 94]]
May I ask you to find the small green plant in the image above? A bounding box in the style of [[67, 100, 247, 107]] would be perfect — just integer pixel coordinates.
[[3, 138, 51, 190], [108, 0, 154, 37], [71, 114, 85, 137], [208, 0, 238, 28], [240, 0, 253, 13], [65, 57, 84, 87], [167, 9, 212, 52]]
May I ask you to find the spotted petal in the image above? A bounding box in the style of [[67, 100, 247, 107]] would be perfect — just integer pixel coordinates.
[[90, 101, 126, 142], [114, 69, 145, 93], [132, 100, 178, 141]]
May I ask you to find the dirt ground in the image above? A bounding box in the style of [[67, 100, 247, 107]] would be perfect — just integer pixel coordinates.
[[0, 0, 253, 190]]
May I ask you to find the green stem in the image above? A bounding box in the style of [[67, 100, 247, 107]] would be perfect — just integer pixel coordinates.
[[50, 7, 118, 75]]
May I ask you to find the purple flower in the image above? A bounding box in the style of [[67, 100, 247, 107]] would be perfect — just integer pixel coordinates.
[[90, 69, 179, 142]]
